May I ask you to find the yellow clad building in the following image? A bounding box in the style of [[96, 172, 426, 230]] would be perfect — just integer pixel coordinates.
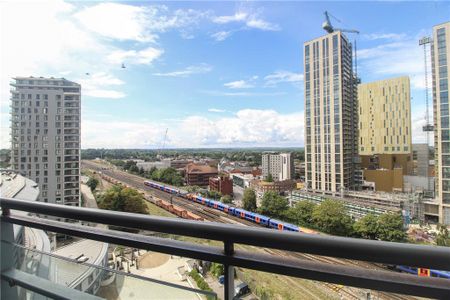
[[358, 76, 413, 192], [358, 76, 412, 155]]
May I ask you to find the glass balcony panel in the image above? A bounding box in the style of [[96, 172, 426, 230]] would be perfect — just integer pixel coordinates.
[[1, 241, 217, 300]]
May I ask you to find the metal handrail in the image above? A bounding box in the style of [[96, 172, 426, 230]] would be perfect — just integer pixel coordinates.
[[1, 197, 449, 270], [1, 197, 450, 299]]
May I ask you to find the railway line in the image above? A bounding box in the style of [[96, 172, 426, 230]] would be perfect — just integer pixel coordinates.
[[82, 160, 419, 300]]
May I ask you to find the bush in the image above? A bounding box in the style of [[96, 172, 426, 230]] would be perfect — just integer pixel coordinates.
[[86, 177, 99, 192], [189, 269, 215, 300]]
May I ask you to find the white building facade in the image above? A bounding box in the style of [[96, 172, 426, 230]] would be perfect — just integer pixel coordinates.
[[10, 77, 81, 206]]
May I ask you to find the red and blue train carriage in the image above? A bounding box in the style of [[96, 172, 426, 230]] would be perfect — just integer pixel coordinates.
[[395, 265, 450, 279]]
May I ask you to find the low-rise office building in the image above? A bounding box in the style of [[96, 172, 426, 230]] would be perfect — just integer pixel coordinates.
[[249, 179, 296, 201], [185, 163, 218, 187]]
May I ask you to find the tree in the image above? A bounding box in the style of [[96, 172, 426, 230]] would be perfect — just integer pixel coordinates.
[[129, 164, 139, 173], [242, 188, 257, 212], [123, 160, 137, 171], [209, 262, 224, 278], [436, 224, 450, 247], [207, 190, 222, 199], [353, 214, 379, 240], [287, 200, 315, 226], [259, 191, 289, 219], [376, 213, 407, 242], [98, 185, 148, 215], [312, 199, 353, 236], [138, 167, 145, 175], [86, 177, 99, 192], [186, 185, 201, 193], [220, 195, 233, 204], [266, 173, 273, 182]]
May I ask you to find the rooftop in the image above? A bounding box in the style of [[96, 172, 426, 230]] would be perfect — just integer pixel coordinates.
[[185, 163, 218, 174], [52, 239, 108, 288]]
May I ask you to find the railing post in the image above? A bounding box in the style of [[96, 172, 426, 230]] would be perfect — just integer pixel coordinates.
[[1, 207, 19, 300], [223, 241, 234, 300]]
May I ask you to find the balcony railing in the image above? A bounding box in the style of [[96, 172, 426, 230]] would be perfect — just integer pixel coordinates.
[[1, 197, 450, 300]]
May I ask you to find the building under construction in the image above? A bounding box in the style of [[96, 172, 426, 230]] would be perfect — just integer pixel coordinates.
[[288, 190, 424, 223]]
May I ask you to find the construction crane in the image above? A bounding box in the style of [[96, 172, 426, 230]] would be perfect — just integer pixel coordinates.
[[322, 11, 359, 34], [157, 128, 168, 160], [419, 36, 434, 193]]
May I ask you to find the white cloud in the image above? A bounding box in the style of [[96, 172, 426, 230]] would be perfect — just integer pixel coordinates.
[[81, 109, 304, 148], [75, 3, 210, 43], [208, 108, 226, 113], [82, 120, 168, 148], [175, 109, 303, 147], [77, 72, 125, 99], [0, 0, 111, 106], [84, 90, 125, 99], [211, 31, 232, 41], [75, 3, 157, 42], [213, 12, 248, 24], [107, 47, 164, 65], [224, 80, 254, 89], [153, 64, 212, 77], [212, 10, 280, 31], [358, 31, 429, 90], [246, 18, 280, 31], [264, 71, 303, 87], [363, 33, 406, 41]]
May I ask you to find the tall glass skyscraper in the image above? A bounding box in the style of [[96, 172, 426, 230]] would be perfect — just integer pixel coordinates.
[[431, 22, 450, 224], [304, 32, 359, 195]]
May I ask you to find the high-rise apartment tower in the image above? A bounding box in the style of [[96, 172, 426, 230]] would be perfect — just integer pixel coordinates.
[[304, 31, 359, 194], [431, 22, 450, 224], [10, 77, 81, 206]]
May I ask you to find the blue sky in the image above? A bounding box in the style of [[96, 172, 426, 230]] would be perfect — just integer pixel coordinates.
[[1, 1, 449, 148]]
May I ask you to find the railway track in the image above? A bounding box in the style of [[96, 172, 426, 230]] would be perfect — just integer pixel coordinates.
[[82, 160, 420, 300]]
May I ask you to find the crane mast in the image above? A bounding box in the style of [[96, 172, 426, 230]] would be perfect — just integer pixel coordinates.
[[419, 36, 433, 193]]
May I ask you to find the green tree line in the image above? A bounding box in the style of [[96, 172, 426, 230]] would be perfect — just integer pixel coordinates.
[[242, 189, 407, 242]]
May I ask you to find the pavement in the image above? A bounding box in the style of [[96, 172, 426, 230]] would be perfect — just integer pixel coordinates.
[[117, 254, 202, 300], [233, 185, 244, 207], [80, 183, 98, 208]]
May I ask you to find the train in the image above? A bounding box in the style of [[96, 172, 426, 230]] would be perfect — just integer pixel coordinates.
[[143, 180, 314, 233], [143, 180, 450, 280], [394, 265, 450, 279], [154, 199, 204, 221]]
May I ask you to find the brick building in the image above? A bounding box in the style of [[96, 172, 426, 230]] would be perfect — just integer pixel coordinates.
[[209, 175, 233, 196], [185, 163, 218, 187]]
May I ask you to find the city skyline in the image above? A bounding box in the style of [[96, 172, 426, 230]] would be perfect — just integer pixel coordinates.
[[1, 1, 450, 149]]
